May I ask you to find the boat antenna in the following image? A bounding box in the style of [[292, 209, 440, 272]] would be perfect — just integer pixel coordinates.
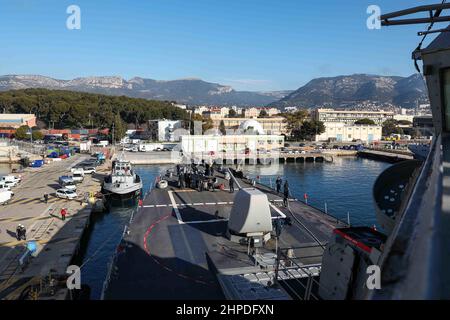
[[379, 1, 449, 72]]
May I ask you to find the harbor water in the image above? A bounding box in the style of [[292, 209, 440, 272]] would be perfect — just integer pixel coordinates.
[[75, 157, 390, 299]]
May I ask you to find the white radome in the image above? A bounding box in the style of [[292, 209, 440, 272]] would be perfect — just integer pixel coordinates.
[[238, 119, 265, 135]]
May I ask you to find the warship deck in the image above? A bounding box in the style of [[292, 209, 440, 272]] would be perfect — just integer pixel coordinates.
[[104, 168, 346, 300]]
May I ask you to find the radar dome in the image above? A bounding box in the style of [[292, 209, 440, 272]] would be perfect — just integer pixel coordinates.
[[239, 119, 265, 135]]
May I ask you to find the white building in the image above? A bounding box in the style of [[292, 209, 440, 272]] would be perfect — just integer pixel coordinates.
[[148, 119, 183, 142], [393, 114, 414, 123], [193, 106, 210, 115], [312, 108, 394, 125], [181, 134, 284, 155], [315, 123, 382, 143]]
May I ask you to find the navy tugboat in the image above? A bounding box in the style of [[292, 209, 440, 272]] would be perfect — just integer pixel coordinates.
[[102, 157, 142, 207]]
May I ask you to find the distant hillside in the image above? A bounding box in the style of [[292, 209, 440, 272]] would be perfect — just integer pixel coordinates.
[[0, 75, 289, 106], [270, 74, 429, 108]]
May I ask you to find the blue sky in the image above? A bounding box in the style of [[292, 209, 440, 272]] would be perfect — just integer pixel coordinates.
[[0, 0, 443, 91]]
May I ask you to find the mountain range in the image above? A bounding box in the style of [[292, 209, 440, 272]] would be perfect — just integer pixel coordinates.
[[271, 73, 428, 109], [0, 74, 428, 108], [0, 75, 287, 106]]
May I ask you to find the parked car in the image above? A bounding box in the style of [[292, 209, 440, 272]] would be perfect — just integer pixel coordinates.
[[72, 173, 84, 183], [81, 160, 100, 167], [70, 167, 85, 175], [58, 176, 77, 190], [123, 145, 138, 152], [83, 166, 96, 174], [56, 188, 78, 199]]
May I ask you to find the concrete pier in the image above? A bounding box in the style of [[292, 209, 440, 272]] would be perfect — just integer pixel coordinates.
[[357, 149, 413, 163], [119, 150, 336, 165], [0, 154, 105, 300]]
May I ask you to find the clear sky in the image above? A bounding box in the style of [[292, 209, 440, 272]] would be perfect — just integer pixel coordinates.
[[0, 0, 444, 91]]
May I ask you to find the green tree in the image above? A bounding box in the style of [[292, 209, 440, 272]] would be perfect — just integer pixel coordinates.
[[14, 125, 30, 140], [397, 120, 412, 126], [228, 109, 237, 118], [295, 120, 325, 141], [219, 120, 226, 135], [354, 118, 375, 125], [32, 130, 44, 140], [111, 114, 127, 143], [281, 110, 310, 140], [259, 110, 268, 117], [382, 119, 403, 136], [202, 117, 214, 132]]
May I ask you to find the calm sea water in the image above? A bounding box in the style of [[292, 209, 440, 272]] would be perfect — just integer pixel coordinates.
[[75, 157, 390, 299]]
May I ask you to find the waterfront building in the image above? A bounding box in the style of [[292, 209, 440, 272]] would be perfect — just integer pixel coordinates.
[[0, 114, 37, 129], [315, 122, 382, 143], [180, 134, 284, 155], [148, 119, 183, 142], [202, 107, 230, 119], [312, 108, 394, 125], [243, 107, 259, 118], [209, 117, 288, 135], [243, 107, 279, 118], [393, 114, 415, 123]]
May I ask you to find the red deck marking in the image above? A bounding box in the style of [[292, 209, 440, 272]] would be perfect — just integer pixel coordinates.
[[142, 213, 213, 286], [333, 229, 373, 253]]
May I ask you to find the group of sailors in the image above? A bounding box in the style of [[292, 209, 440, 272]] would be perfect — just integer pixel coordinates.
[[275, 176, 291, 207], [174, 162, 288, 201], [176, 162, 221, 192]]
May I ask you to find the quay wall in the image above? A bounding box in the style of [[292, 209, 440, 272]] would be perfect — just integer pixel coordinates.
[[0, 155, 106, 300]]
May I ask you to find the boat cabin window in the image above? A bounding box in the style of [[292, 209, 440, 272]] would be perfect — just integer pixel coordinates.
[[442, 68, 450, 132]]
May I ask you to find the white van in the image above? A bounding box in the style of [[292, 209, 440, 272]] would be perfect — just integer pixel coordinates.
[[1, 175, 20, 185], [0, 190, 13, 205], [0, 176, 19, 188], [0, 182, 14, 196]]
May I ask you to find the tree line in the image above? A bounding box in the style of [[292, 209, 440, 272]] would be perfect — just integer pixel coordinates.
[[0, 88, 189, 140]]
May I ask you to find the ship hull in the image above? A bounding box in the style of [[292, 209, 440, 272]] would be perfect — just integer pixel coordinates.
[[102, 186, 142, 207]]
